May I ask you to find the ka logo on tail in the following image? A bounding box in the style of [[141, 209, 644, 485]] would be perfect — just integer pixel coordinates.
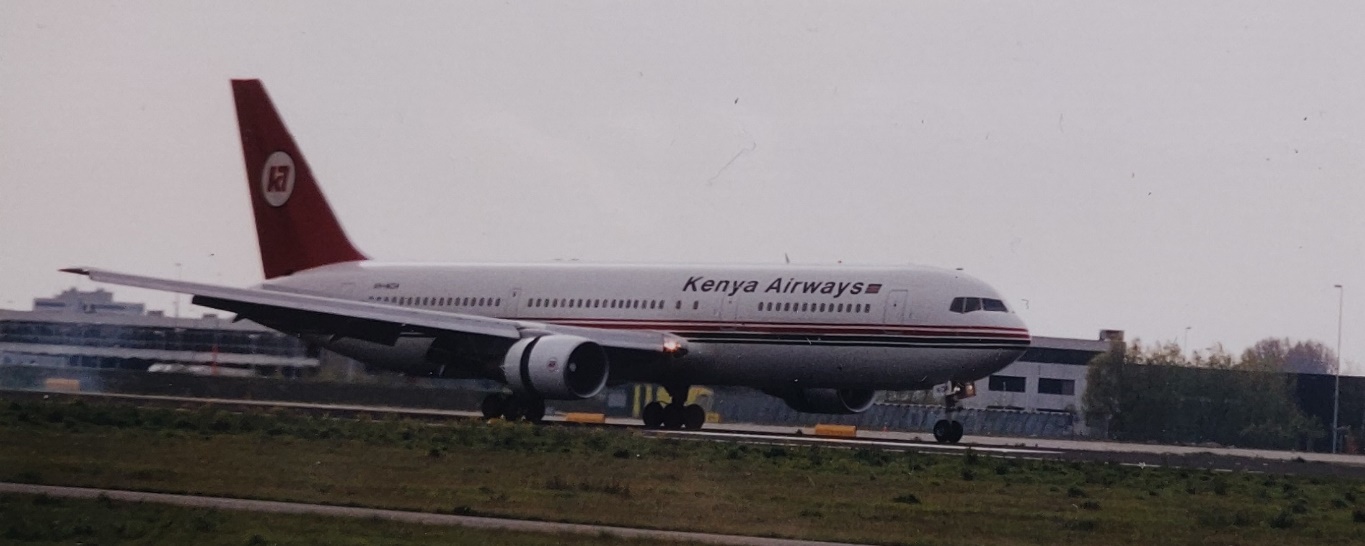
[[260, 151, 296, 207]]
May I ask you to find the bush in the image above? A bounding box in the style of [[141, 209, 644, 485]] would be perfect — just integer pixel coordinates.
[[1269, 509, 1295, 529], [893, 493, 922, 505], [1063, 518, 1098, 532]]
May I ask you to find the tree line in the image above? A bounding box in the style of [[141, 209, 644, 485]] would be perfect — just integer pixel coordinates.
[[1084, 338, 1337, 450]]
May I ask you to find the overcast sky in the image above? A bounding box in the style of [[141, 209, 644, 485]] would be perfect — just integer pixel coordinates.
[[2, 2, 1362, 373]]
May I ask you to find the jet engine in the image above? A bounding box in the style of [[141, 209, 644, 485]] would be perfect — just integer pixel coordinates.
[[777, 388, 877, 414], [500, 335, 609, 400]]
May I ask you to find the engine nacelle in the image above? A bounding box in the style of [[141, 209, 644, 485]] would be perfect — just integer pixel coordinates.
[[778, 388, 878, 414], [500, 335, 609, 400]]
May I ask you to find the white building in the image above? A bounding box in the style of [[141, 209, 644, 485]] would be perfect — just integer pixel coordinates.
[[961, 331, 1120, 414], [1, 288, 316, 375]]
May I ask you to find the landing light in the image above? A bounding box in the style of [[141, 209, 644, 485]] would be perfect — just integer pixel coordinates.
[[663, 339, 686, 356]]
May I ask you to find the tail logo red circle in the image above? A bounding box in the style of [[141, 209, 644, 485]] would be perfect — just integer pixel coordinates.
[[260, 151, 297, 207]]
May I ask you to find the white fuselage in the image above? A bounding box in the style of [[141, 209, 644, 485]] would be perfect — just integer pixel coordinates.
[[264, 261, 1030, 391]]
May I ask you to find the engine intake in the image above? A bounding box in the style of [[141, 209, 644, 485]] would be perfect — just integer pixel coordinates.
[[778, 388, 877, 414], [501, 335, 609, 400]]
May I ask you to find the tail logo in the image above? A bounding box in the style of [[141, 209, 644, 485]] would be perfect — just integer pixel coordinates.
[[260, 151, 297, 207]]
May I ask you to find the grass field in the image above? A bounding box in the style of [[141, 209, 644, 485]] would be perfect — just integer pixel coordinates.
[[2, 396, 1363, 545]]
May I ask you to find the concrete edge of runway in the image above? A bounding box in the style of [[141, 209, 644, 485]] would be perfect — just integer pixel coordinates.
[[0, 482, 864, 546]]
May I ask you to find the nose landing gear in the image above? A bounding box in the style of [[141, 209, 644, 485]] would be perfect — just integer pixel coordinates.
[[932, 381, 974, 444]]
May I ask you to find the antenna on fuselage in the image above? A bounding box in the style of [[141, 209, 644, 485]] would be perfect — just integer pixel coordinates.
[[784, 253, 791, 264]]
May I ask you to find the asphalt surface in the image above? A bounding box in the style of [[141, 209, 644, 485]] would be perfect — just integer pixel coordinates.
[[0, 482, 864, 546]]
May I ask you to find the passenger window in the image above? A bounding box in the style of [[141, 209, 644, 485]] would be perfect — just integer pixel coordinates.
[[675, 301, 681, 310], [496, 298, 501, 306], [692, 301, 699, 310]]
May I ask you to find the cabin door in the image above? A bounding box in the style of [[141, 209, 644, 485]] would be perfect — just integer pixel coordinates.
[[884, 290, 909, 323]]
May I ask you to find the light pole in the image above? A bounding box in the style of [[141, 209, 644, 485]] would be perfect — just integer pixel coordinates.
[[1184, 326, 1192, 356], [1333, 284, 1343, 454]]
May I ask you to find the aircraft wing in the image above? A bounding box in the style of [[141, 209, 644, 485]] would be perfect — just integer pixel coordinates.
[[60, 267, 688, 354]]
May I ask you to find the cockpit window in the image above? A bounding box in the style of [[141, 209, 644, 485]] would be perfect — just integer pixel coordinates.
[[951, 297, 1008, 314]]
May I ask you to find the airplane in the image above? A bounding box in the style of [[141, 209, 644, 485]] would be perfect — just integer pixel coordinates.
[[64, 80, 1031, 443]]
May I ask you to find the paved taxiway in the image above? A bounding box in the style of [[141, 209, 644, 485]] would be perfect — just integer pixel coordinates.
[[0, 482, 863, 546]]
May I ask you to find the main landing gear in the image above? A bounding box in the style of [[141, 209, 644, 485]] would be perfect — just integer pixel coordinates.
[[481, 393, 545, 424], [641, 384, 707, 430], [932, 381, 974, 444]]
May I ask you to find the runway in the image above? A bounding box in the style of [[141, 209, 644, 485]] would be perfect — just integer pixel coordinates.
[[0, 482, 863, 546], [7, 388, 1365, 477]]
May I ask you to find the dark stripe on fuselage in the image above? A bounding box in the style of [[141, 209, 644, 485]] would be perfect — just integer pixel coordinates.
[[675, 331, 1030, 350], [392, 316, 1030, 351]]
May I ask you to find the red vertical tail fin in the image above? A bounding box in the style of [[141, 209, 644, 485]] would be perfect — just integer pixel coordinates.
[[232, 79, 367, 279]]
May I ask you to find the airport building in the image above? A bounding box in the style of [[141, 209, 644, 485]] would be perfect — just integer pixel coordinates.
[[961, 332, 1118, 414], [0, 288, 316, 375]]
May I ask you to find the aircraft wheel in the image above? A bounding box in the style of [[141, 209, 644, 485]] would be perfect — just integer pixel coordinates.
[[481, 393, 507, 419], [948, 420, 964, 443], [642, 401, 665, 428], [683, 404, 706, 430], [662, 403, 686, 429], [502, 398, 525, 422], [932, 419, 951, 443], [522, 398, 546, 424]]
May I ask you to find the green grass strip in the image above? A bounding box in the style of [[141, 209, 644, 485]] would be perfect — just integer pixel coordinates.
[[2, 396, 1363, 545]]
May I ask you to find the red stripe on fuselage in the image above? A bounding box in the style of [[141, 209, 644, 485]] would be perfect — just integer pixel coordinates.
[[523, 317, 1031, 339]]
